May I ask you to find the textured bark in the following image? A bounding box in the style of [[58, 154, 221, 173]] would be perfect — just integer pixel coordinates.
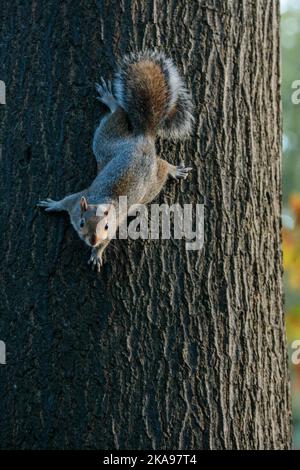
[[0, 0, 291, 450]]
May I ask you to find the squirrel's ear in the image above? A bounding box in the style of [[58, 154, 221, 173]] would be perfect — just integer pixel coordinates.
[[80, 196, 88, 213]]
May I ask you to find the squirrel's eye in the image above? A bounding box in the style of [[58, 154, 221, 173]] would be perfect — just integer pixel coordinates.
[[104, 224, 108, 230], [80, 219, 85, 228]]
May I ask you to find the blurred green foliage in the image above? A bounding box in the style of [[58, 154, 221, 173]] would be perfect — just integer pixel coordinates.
[[282, 7, 300, 204], [281, 1, 300, 449]]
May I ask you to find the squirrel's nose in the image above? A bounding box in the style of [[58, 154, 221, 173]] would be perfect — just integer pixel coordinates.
[[90, 234, 98, 246]]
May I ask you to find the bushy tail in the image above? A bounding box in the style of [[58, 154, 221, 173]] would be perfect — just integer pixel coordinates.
[[113, 50, 194, 140]]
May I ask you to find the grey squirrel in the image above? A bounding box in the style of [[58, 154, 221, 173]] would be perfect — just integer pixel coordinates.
[[38, 50, 194, 271]]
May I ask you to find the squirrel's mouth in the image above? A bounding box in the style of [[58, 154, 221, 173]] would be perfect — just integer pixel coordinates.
[[85, 236, 102, 248]]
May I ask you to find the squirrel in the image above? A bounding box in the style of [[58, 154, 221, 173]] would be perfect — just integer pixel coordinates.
[[38, 50, 194, 272]]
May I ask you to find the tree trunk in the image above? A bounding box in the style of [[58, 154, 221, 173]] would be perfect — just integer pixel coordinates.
[[0, 0, 291, 450]]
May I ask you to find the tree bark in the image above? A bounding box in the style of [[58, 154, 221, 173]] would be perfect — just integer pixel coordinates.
[[0, 0, 291, 450]]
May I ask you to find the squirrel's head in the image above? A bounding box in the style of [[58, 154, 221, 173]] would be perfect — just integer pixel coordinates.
[[78, 196, 112, 247]]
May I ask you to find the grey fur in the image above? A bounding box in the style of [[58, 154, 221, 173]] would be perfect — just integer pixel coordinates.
[[38, 50, 194, 271], [114, 49, 194, 140]]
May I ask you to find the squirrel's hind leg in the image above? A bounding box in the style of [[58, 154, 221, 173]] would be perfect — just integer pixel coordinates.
[[141, 159, 193, 205], [168, 162, 193, 181], [96, 78, 118, 113]]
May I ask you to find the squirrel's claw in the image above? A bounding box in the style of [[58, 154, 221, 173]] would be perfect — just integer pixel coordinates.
[[95, 78, 117, 112], [96, 77, 111, 96], [170, 163, 193, 181], [95, 82, 104, 95], [88, 250, 103, 273], [96, 258, 102, 272], [37, 198, 60, 212]]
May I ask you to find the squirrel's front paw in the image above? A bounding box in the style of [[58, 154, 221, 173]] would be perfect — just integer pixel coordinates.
[[37, 198, 60, 212], [88, 249, 103, 273]]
